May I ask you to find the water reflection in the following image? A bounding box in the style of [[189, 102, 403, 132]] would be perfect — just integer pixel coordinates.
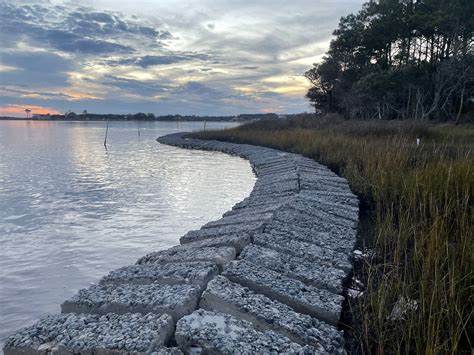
[[0, 120, 255, 343]]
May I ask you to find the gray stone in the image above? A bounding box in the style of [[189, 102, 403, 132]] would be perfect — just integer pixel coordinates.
[[253, 179, 299, 194], [200, 276, 345, 353], [3, 313, 174, 355], [136, 246, 236, 270], [248, 190, 296, 201], [61, 283, 201, 323], [298, 189, 359, 208], [99, 261, 219, 289], [178, 233, 251, 254], [300, 174, 349, 188], [230, 195, 290, 210], [295, 196, 359, 222], [256, 171, 299, 183], [239, 245, 346, 293], [223, 202, 283, 217], [202, 212, 274, 229], [253, 232, 352, 272], [273, 208, 356, 240], [288, 200, 358, 229], [175, 309, 317, 354], [257, 165, 297, 176], [265, 221, 354, 255], [180, 222, 265, 243], [299, 178, 352, 194], [222, 260, 344, 325]]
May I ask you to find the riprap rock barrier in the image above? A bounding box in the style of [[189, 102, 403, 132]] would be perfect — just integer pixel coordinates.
[[4, 132, 359, 354]]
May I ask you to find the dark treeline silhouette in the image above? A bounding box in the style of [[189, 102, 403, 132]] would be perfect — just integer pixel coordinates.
[[0, 112, 279, 121], [305, 0, 473, 122]]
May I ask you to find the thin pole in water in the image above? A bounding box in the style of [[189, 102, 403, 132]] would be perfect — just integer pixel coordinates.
[[137, 121, 141, 139], [104, 119, 110, 149], [203, 120, 207, 131]]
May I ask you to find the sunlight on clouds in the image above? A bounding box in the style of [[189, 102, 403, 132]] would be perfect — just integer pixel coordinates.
[[271, 85, 307, 96], [234, 86, 255, 94], [123, 71, 157, 81], [279, 41, 330, 62], [62, 90, 103, 101], [20, 93, 48, 99], [0, 64, 21, 72], [236, 75, 309, 97], [0, 0, 362, 114], [289, 54, 326, 66]]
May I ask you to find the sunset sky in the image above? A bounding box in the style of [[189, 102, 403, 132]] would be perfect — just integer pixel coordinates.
[[0, 0, 364, 117]]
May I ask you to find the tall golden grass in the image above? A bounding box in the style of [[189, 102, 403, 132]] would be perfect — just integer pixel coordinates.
[[194, 114, 473, 354]]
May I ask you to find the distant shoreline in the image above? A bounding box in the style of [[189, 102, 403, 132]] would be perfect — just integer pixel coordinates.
[[0, 113, 281, 122], [0, 118, 243, 122]]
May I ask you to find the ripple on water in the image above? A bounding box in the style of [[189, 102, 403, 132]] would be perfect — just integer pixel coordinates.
[[0, 120, 255, 343]]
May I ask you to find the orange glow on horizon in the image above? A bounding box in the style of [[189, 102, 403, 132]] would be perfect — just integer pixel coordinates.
[[260, 107, 282, 113], [0, 104, 62, 117]]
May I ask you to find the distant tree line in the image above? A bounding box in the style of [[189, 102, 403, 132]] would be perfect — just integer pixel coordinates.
[[305, 0, 473, 122], [10, 112, 279, 122]]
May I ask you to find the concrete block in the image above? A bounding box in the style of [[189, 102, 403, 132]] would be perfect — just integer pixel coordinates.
[[253, 232, 352, 272], [3, 313, 174, 355], [200, 276, 345, 353], [99, 261, 219, 289], [136, 246, 236, 270], [230, 195, 290, 210], [253, 179, 299, 194], [222, 260, 344, 325], [239, 245, 346, 294], [202, 212, 274, 229], [265, 221, 355, 255], [288, 201, 358, 229], [178, 233, 251, 254], [175, 309, 317, 354], [61, 283, 201, 323], [295, 196, 359, 222], [180, 222, 265, 243], [299, 179, 352, 194], [223, 202, 283, 217], [273, 208, 356, 239]]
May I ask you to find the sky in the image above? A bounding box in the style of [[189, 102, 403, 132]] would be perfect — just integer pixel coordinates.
[[0, 0, 364, 117]]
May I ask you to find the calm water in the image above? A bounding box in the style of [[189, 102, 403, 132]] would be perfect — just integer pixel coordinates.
[[0, 120, 255, 343]]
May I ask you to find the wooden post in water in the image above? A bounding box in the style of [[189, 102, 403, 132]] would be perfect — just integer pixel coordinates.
[[104, 118, 110, 149]]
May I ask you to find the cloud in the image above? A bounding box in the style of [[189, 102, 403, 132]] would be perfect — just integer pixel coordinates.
[[174, 81, 223, 98], [0, 0, 366, 115], [0, 86, 99, 101], [98, 75, 170, 96], [108, 53, 211, 68], [0, 3, 166, 55], [0, 51, 73, 87], [55, 38, 132, 55]]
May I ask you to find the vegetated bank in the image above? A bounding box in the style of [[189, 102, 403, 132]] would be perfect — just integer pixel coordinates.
[[193, 114, 473, 354]]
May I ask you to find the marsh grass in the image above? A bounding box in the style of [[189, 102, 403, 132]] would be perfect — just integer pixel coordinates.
[[194, 114, 473, 354]]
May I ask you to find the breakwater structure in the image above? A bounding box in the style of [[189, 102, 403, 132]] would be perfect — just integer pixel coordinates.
[[3, 132, 359, 354]]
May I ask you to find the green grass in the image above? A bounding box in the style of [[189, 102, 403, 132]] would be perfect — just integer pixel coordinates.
[[193, 114, 474, 354]]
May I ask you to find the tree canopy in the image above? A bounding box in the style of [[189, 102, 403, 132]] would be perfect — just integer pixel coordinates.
[[305, 0, 474, 122]]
